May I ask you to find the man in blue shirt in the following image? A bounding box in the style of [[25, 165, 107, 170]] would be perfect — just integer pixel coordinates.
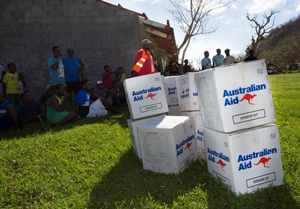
[[201, 51, 212, 70], [212, 49, 224, 68], [75, 79, 119, 118], [47, 46, 66, 96], [0, 92, 21, 130], [63, 48, 85, 106], [17, 90, 46, 123]]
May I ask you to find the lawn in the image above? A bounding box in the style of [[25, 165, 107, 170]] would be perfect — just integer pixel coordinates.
[[1, 73, 300, 208]]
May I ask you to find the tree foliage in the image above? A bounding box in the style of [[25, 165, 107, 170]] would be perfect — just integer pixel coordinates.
[[246, 10, 278, 57], [166, 0, 234, 68], [259, 15, 300, 69]]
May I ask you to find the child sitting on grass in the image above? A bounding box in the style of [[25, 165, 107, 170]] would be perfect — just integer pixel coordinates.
[[111, 81, 125, 107]]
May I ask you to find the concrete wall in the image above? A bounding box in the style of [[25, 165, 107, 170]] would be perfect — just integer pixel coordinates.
[[0, 0, 141, 98]]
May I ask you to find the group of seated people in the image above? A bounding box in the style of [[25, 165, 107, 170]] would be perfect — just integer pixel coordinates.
[[0, 79, 122, 130], [99, 65, 127, 107]]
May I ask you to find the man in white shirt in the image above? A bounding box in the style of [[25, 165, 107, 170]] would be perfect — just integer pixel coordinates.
[[201, 51, 211, 70], [223, 49, 236, 65]]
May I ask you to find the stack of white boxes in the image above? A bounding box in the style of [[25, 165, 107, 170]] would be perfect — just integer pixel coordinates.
[[164, 76, 180, 116], [124, 73, 169, 159], [178, 72, 206, 160], [194, 60, 284, 195]]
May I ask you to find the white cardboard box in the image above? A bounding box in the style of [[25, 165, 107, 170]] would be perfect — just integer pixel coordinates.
[[164, 76, 179, 106], [127, 115, 166, 159], [138, 116, 197, 174], [194, 60, 276, 133], [205, 124, 283, 195], [180, 111, 206, 160], [168, 105, 180, 116], [124, 73, 169, 120], [175, 75, 182, 107], [179, 72, 200, 111]]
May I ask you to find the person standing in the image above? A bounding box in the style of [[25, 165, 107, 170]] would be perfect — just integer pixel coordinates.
[[183, 59, 191, 74], [47, 46, 66, 95], [133, 39, 155, 76], [212, 49, 224, 68], [244, 50, 258, 62], [2, 63, 19, 107], [63, 47, 85, 106], [115, 66, 127, 82], [18, 73, 26, 101], [223, 49, 236, 65], [167, 54, 180, 75], [102, 64, 114, 90], [201, 51, 212, 70]]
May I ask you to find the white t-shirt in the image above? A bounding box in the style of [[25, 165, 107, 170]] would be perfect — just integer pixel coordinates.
[[223, 56, 236, 65]]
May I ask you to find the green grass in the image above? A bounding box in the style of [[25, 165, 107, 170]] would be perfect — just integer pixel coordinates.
[[1, 74, 300, 208]]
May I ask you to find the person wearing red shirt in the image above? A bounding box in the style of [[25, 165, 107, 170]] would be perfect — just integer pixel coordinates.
[[134, 39, 155, 76], [102, 65, 114, 89]]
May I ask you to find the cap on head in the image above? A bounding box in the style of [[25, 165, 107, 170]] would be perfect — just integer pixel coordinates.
[[96, 80, 103, 86], [142, 39, 151, 45]]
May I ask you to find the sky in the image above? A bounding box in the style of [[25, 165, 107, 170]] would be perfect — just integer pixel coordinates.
[[104, 0, 299, 67]]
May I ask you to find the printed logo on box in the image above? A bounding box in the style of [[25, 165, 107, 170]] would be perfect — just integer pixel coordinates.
[[237, 148, 277, 171], [223, 84, 266, 106], [197, 129, 203, 141], [184, 142, 193, 150], [176, 135, 195, 156], [254, 157, 272, 168], [181, 88, 189, 99], [168, 87, 176, 95], [207, 147, 230, 172], [239, 94, 257, 105], [145, 93, 157, 100], [217, 159, 227, 172], [180, 88, 198, 99], [132, 86, 162, 102]]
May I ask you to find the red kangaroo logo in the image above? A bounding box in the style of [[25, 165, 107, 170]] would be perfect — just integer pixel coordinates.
[[217, 159, 227, 172], [239, 94, 257, 105], [182, 89, 185, 94], [184, 142, 192, 150], [254, 157, 271, 168], [145, 93, 157, 100]]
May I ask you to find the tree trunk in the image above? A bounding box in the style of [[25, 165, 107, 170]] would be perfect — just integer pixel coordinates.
[[180, 37, 192, 74]]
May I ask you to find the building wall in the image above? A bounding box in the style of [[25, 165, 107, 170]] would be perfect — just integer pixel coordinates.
[[0, 0, 141, 97]]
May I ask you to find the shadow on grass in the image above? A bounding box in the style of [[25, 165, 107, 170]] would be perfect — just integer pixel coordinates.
[[89, 150, 299, 208], [0, 106, 130, 140], [205, 175, 298, 209]]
